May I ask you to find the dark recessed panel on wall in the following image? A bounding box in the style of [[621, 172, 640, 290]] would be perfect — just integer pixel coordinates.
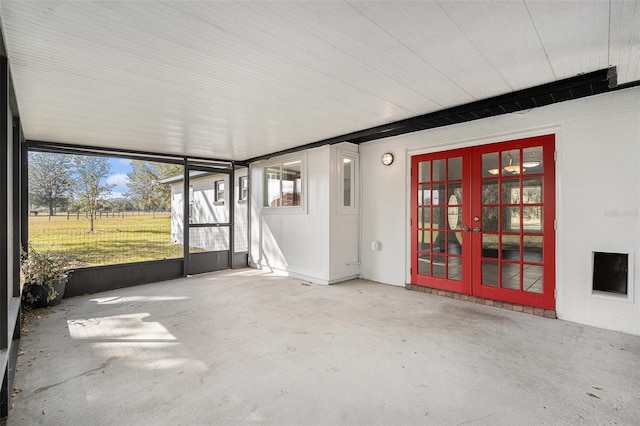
[[592, 252, 628, 295]]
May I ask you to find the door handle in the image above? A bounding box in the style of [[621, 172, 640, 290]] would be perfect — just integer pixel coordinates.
[[473, 227, 481, 232], [462, 226, 469, 232]]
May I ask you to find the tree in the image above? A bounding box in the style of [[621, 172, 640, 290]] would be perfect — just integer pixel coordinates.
[[28, 152, 73, 217], [71, 155, 115, 232], [125, 161, 182, 211]]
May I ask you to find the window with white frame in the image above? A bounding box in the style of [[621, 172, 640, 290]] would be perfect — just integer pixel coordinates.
[[338, 151, 358, 214], [214, 180, 225, 203], [263, 159, 303, 208], [239, 176, 248, 201]]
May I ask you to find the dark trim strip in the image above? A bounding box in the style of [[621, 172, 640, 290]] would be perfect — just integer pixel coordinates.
[[65, 259, 184, 298], [27, 140, 234, 166], [245, 67, 625, 163], [0, 56, 9, 351]]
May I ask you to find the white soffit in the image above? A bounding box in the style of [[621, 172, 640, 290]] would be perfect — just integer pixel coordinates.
[[0, 1, 638, 161]]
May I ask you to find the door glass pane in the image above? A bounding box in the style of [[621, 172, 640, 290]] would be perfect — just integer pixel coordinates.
[[482, 261, 499, 287], [523, 207, 542, 233], [432, 207, 445, 232], [418, 253, 431, 275], [482, 152, 499, 178], [482, 180, 498, 204], [482, 234, 499, 259], [502, 207, 521, 232], [447, 183, 462, 230], [501, 179, 520, 204], [502, 150, 522, 176], [433, 255, 446, 278], [432, 183, 444, 205], [448, 257, 462, 281], [432, 232, 446, 254], [522, 146, 543, 175], [502, 263, 520, 290], [418, 161, 431, 183], [482, 207, 499, 231], [501, 235, 521, 261], [448, 157, 462, 180], [418, 207, 431, 229], [523, 177, 542, 203], [524, 265, 543, 293], [417, 230, 432, 251], [433, 159, 446, 181], [523, 236, 543, 262], [418, 184, 431, 206], [450, 232, 463, 255]]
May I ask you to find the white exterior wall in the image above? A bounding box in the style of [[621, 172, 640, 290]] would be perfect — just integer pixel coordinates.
[[359, 87, 640, 335], [250, 147, 331, 283], [250, 144, 361, 284]]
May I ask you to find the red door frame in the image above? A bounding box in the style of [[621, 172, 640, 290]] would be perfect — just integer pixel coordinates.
[[410, 135, 556, 310]]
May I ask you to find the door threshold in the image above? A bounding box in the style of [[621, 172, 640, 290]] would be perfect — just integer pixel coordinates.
[[405, 284, 557, 319]]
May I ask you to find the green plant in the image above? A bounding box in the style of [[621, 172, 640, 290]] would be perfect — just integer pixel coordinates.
[[20, 245, 70, 307]]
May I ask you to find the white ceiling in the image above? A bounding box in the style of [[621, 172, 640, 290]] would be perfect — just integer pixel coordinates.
[[0, 1, 638, 161]]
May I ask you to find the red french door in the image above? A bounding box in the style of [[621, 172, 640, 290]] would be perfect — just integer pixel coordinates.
[[411, 148, 472, 294], [411, 135, 556, 310]]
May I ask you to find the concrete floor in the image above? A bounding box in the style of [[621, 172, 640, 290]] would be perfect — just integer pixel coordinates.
[[9, 268, 640, 425]]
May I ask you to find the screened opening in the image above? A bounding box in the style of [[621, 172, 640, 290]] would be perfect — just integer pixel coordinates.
[[27, 150, 184, 267], [593, 252, 628, 295]]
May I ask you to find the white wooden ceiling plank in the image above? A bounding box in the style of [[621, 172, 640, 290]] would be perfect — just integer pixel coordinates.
[[99, 2, 418, 120], [609, 1, 640, 84], [437, 1, 555, 92], [1, 1, 637, 161], [259, 1, 474, 108], [4, 2, 405, 133], [351, 1, 514, 101], [14, 71, 372, 159], [178, 1, 438, 116], [526, 1, 610, 80]]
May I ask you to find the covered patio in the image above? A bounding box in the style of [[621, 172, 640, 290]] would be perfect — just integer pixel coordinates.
[[11, 269, 640, 425]]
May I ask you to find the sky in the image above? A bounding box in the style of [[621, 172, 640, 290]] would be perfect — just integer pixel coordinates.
[[106, 158, 132, 199]]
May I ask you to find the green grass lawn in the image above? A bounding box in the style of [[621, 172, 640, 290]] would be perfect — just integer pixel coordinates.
[[28, 212, 182, 267]]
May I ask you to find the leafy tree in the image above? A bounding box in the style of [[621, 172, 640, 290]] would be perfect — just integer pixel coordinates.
[[126, 161, 182, 211], [71, 155, 115, 232], [28, 152, 73, 217]]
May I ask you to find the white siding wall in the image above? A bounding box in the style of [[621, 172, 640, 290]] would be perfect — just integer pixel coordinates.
[[359, 87, 640, 335], [250, 147, 331, 283]]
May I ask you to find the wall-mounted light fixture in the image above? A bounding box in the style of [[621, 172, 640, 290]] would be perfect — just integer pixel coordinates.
[[381, 153, 394, 166]]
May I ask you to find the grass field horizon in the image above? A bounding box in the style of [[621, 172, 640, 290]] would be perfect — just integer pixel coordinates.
[[28, 212, 182, 267]]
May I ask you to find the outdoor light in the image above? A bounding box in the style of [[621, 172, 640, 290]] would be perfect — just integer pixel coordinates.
[[381, 153, 394, 166]]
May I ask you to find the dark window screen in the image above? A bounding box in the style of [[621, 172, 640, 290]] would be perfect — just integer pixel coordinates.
[[593, 252, 628, 295]]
